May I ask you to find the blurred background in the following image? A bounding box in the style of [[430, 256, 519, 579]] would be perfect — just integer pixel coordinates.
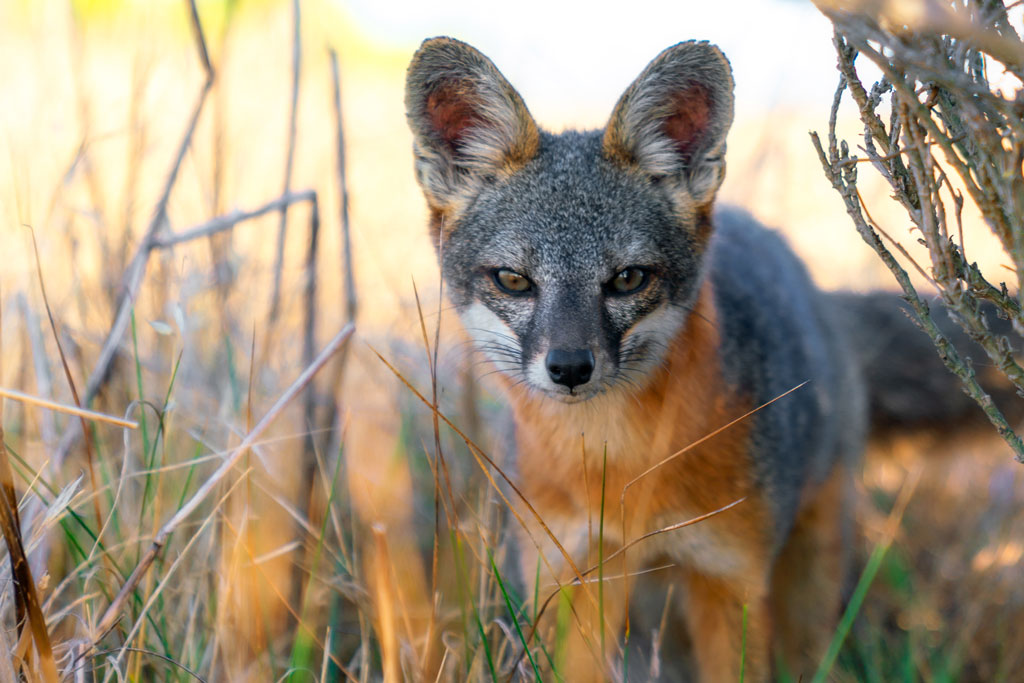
[[0, 0, 1021, 680]]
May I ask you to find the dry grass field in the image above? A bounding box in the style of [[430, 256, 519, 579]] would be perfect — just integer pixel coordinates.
[[0, 1, 1022, 680]]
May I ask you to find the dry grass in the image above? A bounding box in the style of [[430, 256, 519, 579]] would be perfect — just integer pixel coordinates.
[[0, 1, 1021, 681]]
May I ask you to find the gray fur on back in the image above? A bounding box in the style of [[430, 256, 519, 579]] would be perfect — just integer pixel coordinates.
[[710, 207, 867, 540]]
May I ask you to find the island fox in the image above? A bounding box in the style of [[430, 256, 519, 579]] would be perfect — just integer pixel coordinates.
[[404, 37, 1017, 681]]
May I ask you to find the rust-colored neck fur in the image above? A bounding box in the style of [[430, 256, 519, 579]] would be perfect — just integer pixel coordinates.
[[501, 280, 759, 545]]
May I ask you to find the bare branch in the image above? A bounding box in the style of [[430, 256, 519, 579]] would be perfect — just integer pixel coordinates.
[[54, 0, 215, 467], [813, 0, 1024, 462], [152, 190, 316, 249]]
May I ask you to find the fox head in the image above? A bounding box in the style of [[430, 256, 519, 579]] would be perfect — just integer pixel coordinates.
[[405, 38, 734, 403]]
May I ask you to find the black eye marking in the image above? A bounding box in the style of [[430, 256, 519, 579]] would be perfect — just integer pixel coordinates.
[[607, 267, 650, 295], [492, 268, 534, 295]]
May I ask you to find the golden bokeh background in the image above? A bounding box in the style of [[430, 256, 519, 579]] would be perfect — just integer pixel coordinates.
[[1, 1, 1021, 680]]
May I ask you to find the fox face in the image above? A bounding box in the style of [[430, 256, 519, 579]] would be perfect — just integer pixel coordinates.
[[405, 38, 734, 402]]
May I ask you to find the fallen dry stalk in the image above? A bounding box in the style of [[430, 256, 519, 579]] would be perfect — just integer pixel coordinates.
[[91, 322, 354, 643], [0, 387, 138, 430]]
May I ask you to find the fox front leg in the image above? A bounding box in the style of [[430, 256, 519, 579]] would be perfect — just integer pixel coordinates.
[[683, 569, 771, 683], [518, 536, 631, 682]]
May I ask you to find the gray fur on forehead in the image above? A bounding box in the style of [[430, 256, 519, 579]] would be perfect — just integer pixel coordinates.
[[449, 130, 699, 278]]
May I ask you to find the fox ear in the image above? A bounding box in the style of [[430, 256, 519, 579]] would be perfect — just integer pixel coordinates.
[[603, 41, 734, 205], [405, 37, 540, 211]]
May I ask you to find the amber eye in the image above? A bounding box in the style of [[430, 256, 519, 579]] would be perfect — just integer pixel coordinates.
[[609, 267, 649, 294], [493, 268, 533, 294]]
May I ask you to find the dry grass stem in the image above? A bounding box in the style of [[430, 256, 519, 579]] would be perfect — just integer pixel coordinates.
[[269, 0, 303, 323], [330, 48, 357, 325], [0, 296, 58, 682], [371, 348, 592, 596], [92, 322, 353, 642], [0, 387, 138, 430]]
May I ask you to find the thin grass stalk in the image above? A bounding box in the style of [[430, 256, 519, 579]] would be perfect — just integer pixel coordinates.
[[28, 228, 106, 534], [321, 59, 357, 626], [455, 534, 497, 682], [322, 44, 357, 489], [287, 404, 349, 676], [269, 0, 302, 324], [648, 582, 675, 680], [739, 602, 748, 683], [412, 279, 457, 677], [329, 49, 357, 327], [290, 192, 322, 619], [372, 524, 401, 683]]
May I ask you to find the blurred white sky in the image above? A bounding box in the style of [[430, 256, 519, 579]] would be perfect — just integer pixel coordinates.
[[340, 0, 859, 126]]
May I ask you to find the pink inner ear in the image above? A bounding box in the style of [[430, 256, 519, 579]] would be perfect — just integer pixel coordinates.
[[427, 81, 481, 150], [662, 85, 711, 160]]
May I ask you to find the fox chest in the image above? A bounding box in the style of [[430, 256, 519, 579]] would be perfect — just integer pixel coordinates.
[[512, 404, 764, 579]]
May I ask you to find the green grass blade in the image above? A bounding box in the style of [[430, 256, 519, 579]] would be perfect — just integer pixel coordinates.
[[489, 550, 542, 681], [740, 602, 748, 683], [812, 541, 890, 683], [598, 443, 607, 657], [455, 534, 497, 682], [288, 438, 347, 678]]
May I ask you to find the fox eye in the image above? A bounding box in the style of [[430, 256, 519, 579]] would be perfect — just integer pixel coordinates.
[[493, 268, 533, 294], [609, 267, 649, 294]]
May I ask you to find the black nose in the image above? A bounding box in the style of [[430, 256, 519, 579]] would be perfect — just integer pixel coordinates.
[[545, 349, 595, 389]]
